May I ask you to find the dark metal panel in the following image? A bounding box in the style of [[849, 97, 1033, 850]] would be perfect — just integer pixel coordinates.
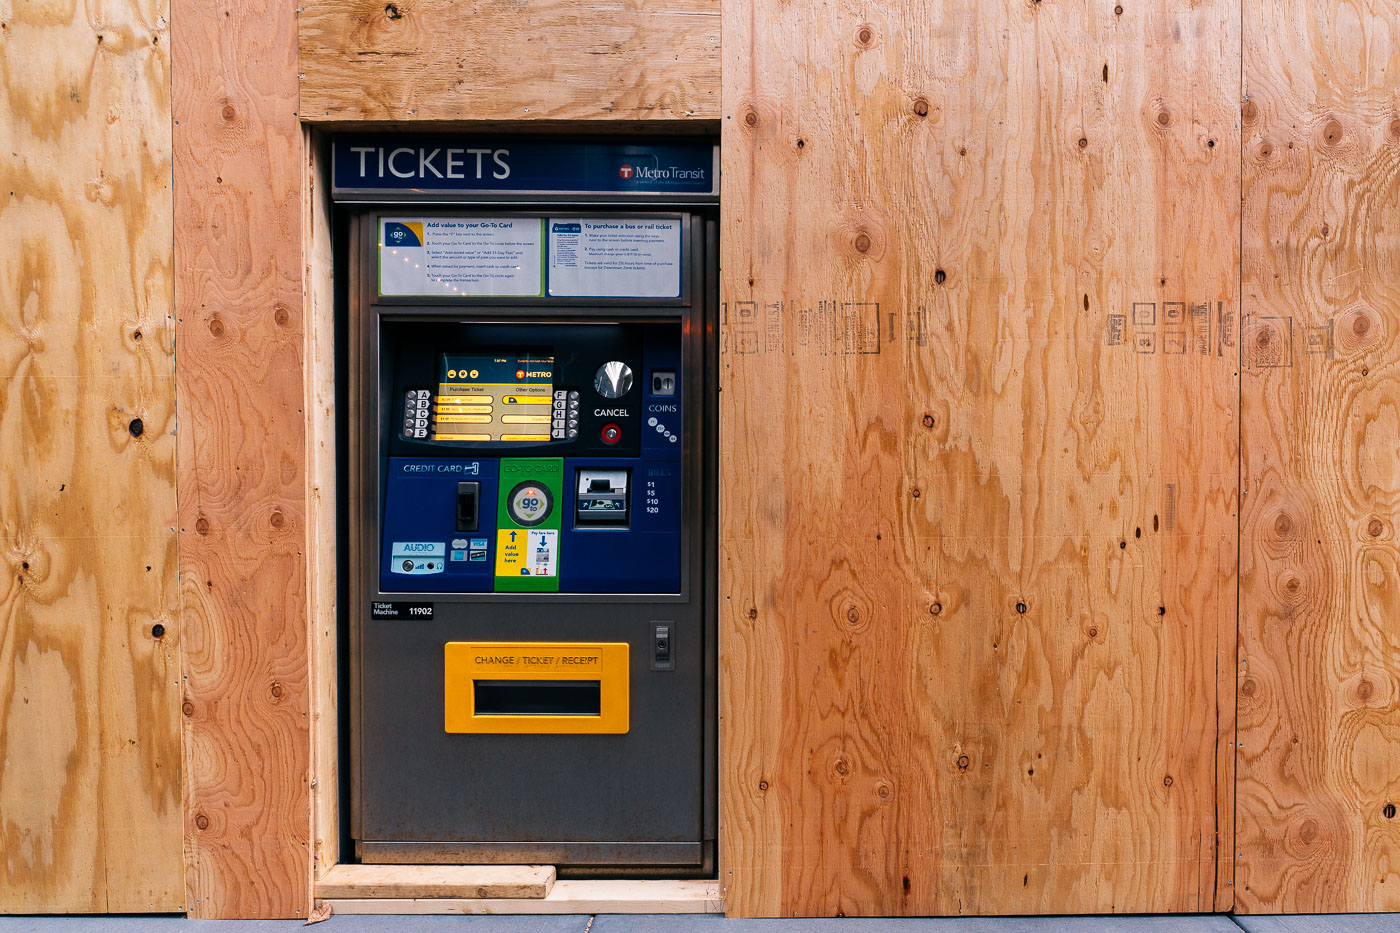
[[345, 202, 716, 874]]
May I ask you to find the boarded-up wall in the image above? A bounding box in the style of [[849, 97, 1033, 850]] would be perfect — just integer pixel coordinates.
[[172, 0, 310, 918], [0, 0, 184, 913], [719, 0, 1240, 916], [298, 0, 721, 122], [1236, 0, 1400, 913]]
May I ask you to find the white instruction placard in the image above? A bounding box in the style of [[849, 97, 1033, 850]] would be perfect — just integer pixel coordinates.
[[379, 217, 543, 297], [547, 217, 681, 298]]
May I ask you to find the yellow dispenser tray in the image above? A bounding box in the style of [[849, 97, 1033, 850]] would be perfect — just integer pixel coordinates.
[[444, 642, 629, 734]]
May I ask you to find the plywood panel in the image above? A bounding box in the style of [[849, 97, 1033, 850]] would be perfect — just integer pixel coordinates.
[[172, 0, 311, 918], [305, 132, 340, 882], [298, 0, 720, 122], [1236, 0, 1400, 913], [720, 0, 1239, 916], [0, 0, 184, 914], [316, 863, 554, 899]]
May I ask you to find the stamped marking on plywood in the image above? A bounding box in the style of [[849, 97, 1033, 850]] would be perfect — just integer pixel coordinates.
[[723, 300, 881, 355], [1106, 299, 1237, 360]]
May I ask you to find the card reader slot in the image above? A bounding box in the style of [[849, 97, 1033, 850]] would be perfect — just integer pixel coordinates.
[[474, 680, 601, 717]]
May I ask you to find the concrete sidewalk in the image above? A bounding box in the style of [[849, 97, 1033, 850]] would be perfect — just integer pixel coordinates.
[[2, 914, 1398, 932]]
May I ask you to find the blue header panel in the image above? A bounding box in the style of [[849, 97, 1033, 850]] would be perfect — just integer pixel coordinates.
[[333, 135, 717, 198]]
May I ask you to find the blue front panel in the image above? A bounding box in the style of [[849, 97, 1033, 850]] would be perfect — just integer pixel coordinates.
[[380, 459, 499, 593], [382, 454, 683, 594], [559, 457, 681, 594], [381, 323, 686, 594]]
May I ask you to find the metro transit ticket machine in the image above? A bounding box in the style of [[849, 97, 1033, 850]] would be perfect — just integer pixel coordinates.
[[337, 136, 717, 872]]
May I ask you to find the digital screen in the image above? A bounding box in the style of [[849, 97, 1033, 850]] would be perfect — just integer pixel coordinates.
[[433, 354, 554, 443]]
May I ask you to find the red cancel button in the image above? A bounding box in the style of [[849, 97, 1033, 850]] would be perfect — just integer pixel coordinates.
[[601, 423, 622, 444]]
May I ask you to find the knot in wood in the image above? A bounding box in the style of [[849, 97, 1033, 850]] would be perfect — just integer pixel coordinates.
[[1322, 117, 1343, 145], [274, 304, 291, 326], [747, 606, 758, 620], [956, 755, 970, 770], [1273, 511, 1293, 537], [195, 517, 210, 536], [1241, 678, 1257, 697], [911, 486, 921, 498], [757, 779, 769, 792], [929, 601, 942, 615], [1241, 99, 1258, 124], [912, 98, 929, 118], [128, 418, 144, 437], [195, 813, 210, 831], [921, 413, 935, 428], [270, 509, 285, 529], [856, 25, 873, 46], [1352, 314, 1371, 337], [182, 700, 196, 717], [1385, 803, 1397, 819], [854, 232, 871, 253], [743, 109, 758, 127], [1087, 626, 1099, 638], [208, 316, 225, 337], [846, 606, 860, 624], [1163, 775, 1173, 787], [270, 682, 284, 699], [384, 2, 403, 18], [1155, 109, 1171, 127], [1298, 818, 1318, 844], [876, 783, 890, 799], [1357, 678, 1374, 701], [934, 268, 947, 284], [1077, 137, 1088, 149], [1368, 518, 1385, 537], [221, 103, 235, 121], [151, 623, 165, 638], [1015, 601, 1027, 614]]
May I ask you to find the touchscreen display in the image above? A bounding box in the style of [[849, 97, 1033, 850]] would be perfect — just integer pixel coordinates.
[[434, 354, 554, 443]]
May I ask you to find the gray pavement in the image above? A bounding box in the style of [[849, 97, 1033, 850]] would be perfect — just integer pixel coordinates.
[[0, 914, 1396, 932]]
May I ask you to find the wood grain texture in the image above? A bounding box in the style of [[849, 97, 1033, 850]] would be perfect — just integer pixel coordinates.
[[323, 879, 723, 914], [305, 132, 340, 882], [720, 0, 1239, 916], [316, 863, 555, 899], [1237, 0, 1400, 913], [297, 0, 720, 122], [172, 0, 311, 918], [0, 0, 184, 913]]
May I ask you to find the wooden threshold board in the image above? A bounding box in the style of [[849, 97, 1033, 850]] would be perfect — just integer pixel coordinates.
[[321, 879, 722, 915], [316, 864, 555, 899]]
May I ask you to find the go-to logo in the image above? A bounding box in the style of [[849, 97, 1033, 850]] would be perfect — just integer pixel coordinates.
[[618, 164, 634, 179]]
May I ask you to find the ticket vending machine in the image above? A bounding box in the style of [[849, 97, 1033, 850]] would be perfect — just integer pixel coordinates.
[[336, 136, 716, 872]]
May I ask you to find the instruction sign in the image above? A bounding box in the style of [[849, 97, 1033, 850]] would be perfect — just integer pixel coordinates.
[[494, 528, 558, 578], [380, 217, 543, 297], [547, 218, 681, 298]]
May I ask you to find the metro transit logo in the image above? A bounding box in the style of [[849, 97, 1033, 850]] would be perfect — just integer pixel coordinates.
[[618, 164, 634, 179]]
